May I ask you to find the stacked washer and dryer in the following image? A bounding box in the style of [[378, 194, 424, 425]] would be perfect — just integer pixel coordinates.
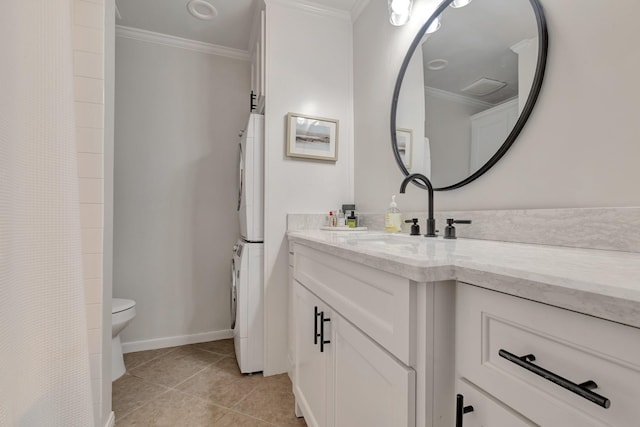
[[232, 113, 264, 374]]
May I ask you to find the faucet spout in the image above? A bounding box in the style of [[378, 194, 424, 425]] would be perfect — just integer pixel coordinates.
[[399, 173, 437, 237]]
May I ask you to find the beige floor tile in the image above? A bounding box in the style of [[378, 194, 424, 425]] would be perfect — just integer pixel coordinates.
[[176, 358, 262, 407], [129, 346, 224, 388], [233, 374, 306, 427], [112, 373, 169, 419], [212, 411, 275, 427], [189, 339, 235, 356], [116, 389, 227, 427], [124, 347, 177, 371], [209, 355, 248, 377]]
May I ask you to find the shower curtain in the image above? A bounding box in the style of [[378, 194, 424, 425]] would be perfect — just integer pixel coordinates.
[[0, 0, 96, 426]]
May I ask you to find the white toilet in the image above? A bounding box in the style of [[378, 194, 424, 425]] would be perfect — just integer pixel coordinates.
[[111, 298, 136, 381]]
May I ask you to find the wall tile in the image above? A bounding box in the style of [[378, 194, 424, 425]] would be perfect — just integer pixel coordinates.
[[88, 328, 102, 354], [74, 0, 104, 29], [80, 203, 104, 228], [86, 303, 102, 329], [73, 1, 104, 422], [74, 77, 104, 104], [91, 378, 102, 404], [83, 253, 103, 279], [74, 51, 104, 79], [78, 153, 103, 178], [84, 278, 102, 304], [75, 102, 104, 128], [79, 178, 103, 203], [90, 354, 102, 380], [82, 227, 103, 253], [76, 128, 104, 153], [73, 26, 103, 53]]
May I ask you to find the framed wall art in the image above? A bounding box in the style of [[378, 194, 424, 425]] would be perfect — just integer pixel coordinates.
[[286, 113, 339, 161]]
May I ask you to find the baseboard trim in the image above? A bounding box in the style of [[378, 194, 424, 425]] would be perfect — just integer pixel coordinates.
[[122, 329, 234, 354], [104, 411, 115, 427]]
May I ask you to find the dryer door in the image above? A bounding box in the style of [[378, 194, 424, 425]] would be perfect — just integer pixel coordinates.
[[230, 257, 238, 330]]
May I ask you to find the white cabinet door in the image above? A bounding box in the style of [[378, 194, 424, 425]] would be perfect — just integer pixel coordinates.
[[469, 99, 518, 172], [332, 313, 416, 427], [456, 380, 536, 427], [293, 281, 333, 427]]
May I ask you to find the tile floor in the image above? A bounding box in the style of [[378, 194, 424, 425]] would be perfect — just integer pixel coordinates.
[[113, 339, 307, 426]]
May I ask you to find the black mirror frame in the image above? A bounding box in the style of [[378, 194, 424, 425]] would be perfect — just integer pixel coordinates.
[[390, 0, 548, 191]]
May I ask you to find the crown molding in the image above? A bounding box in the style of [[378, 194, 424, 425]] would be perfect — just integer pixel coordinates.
[[351, 0, 370, 22], [265, 0, 351, 21], [115, 25, 250, 61], [425, 86, 494, 109]]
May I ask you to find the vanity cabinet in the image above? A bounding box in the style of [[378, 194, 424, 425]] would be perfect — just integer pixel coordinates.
[[294, 281, 416, 427], [291, 243, 421, 427], [455, 379, 536, 427], [456, 283, 640, 426]]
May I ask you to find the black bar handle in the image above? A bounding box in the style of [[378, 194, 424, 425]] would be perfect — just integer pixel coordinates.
[[499, 349, 611, 409], [314, 306, 321, 345], [320, 313, 331, 353], [455, 394, 474, 427]]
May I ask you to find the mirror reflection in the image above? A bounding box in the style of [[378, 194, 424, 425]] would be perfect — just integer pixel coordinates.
[[394, 0, 543, 189]]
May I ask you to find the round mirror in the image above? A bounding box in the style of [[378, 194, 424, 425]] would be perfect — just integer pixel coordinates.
[[391, 0, 548, 190]]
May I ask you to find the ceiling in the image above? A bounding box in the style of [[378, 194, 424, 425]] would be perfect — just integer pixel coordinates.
[[420, 0, 538, 105], [115, 0, 364, 52]]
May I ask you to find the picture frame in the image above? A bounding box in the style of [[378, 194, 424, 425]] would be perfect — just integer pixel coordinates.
[[286, 113, 339, 161], [396, 128, 413, 169]]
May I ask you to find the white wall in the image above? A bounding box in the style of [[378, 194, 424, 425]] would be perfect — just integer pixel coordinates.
[[396, 48, 426, 175], [425, 90, 486, 187], [114, 36, 250, 347], [263, 0, 354, 374], [354, 0, 640, 212]]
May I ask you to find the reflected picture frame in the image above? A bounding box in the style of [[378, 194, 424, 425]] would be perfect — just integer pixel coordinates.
[[396, 128, 413, 169], [286, 113, 339, 162]]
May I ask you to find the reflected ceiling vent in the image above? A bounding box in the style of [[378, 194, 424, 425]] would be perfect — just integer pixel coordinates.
[[187, 0, 218, 20], [460, 78, 506, 96]]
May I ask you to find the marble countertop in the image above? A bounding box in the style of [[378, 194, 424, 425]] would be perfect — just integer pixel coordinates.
[[287, 230, 640, 329]]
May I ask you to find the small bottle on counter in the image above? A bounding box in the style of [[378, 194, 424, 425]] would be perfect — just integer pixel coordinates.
[[347, 211, 357, 228], [385, 195, 402, 232]]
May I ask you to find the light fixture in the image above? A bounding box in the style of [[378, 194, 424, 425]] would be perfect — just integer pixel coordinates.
[[388, 0, 413, 26], [187, 0, 218, 21], [427, 59, 448, 71], [450, 0, 473, 8], [426, 16, 441, 34]]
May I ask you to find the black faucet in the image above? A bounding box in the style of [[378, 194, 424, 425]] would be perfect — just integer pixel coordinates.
[[399, 173, 437, 237]]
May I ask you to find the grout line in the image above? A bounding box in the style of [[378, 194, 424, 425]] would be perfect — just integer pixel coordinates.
[[115, 387, 172, 422], [222, 408, 282, 426], [125, 346, 179, 371], [169, 363, 212, 390], [116, 342, 305, 426]]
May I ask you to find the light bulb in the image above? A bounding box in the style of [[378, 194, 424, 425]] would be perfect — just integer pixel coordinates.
[[388, 0, 413, 26], [426, 16, 441, 34], [390, 0, 410, 14], [450, 0, 473, 8]]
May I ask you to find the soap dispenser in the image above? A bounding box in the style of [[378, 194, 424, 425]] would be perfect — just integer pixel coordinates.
[[385, 195, 402, 233]]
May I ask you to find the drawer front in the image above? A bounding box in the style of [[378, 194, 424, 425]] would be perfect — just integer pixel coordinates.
[[455, 379, 536, 427], [294, 244, 414, 365], [457, 283, 640, 427]]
